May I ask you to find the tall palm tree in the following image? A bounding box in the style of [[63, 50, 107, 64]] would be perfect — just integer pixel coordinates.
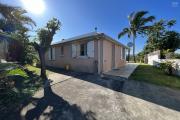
[[118, 11, 155, 62], [0, 3, 36, 30]]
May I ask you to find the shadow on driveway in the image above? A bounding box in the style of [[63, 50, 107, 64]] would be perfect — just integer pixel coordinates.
[[47, 67, 180, 112], [24, 86, 96, 120]]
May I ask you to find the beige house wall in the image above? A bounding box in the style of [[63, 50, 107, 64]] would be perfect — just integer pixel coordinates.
[[102, 39, 126, 73], [102, 40, 112, 72], [45, 39, 98, 73], [45, 37, 126, 74]]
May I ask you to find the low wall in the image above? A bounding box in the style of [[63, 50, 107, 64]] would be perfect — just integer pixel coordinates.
[[147, 51, 180, 76]]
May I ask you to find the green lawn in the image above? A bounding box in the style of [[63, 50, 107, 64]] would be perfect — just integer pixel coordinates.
[[130, 64, 180, 90], [25, 65, 53, 75]]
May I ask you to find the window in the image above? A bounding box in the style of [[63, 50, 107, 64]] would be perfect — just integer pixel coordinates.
[[122, 48, 126, 59], [80, 43, 87, 56], [48, 47, 55, 60], [50, 48, 53, 60], [60, 46, 64, 56]]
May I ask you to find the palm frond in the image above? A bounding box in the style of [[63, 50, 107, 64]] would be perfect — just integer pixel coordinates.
[[167, 20, 176, 27], [118, 28, 131, 39], [128, 11, 135, 25], [140, 16, 155, 26], [133, 11, 148, 26], [0, 3, 36, 28]]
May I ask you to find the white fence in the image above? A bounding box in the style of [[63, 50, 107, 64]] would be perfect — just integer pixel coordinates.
[[147, 50, 180, 76]]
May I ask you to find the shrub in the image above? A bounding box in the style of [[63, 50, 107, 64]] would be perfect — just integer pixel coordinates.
[[159, 61, 174, 75]]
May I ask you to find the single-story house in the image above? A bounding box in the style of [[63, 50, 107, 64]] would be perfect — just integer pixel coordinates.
[[45, 32, 128, 74]]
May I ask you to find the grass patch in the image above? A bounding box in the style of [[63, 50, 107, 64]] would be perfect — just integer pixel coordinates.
[[7, 68, 28, 78], [130, 64, 180, 90], [25, 65, 52, 75]]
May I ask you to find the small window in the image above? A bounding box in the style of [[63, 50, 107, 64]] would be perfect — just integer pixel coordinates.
[[60, 46, 64, 56], [49, 47, 55, 60], [122, 48, 126, 59], [80, 43, 87, 56]]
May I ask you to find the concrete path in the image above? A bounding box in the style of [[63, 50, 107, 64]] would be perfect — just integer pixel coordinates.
[[7, 72, 180, 120], [104, 63, 139, 79]]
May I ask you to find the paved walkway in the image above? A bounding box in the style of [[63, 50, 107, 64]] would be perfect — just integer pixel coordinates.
[[8, 72, 180, 120], [104, 63, 139, 79]]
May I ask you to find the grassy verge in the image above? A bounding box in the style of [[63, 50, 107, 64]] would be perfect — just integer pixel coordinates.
[[130, 64, 180, 90], [25, 65, 53, 75]]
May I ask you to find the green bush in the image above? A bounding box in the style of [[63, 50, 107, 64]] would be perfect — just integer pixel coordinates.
[[159, 61, 174, 75]]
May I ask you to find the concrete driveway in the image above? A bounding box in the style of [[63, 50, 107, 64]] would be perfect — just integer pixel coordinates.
[[9, 71, 180, 120]]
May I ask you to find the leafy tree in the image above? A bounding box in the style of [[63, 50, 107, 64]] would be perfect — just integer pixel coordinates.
[[10, 28, 38, 64], [144, 19, 176, 53], [0, 2, 37, 64], [159, 31, 180, 52], [33, 18, 61, 82], [118, 11, 155, 62]]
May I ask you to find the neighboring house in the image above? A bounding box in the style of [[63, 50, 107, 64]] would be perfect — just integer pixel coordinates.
[[45, 32, 128, 74]]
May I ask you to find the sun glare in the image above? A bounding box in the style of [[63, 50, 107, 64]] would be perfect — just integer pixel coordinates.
[[21, 0, 45, 15]]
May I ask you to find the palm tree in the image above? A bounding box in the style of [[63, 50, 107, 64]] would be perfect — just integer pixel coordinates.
[[0, 3, 36, 31], [118, 11, 155, 62]]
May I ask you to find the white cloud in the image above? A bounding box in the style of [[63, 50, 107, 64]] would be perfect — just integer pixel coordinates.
[[172, 1, 179, 7]]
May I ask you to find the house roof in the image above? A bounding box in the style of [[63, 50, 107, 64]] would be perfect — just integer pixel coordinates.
[[52, 32, 128, 48]]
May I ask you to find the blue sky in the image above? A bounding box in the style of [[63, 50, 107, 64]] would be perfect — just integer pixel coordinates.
[[1, 0, 180, 53]]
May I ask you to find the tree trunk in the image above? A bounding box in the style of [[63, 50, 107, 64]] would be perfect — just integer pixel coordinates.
[[38, 47, 47, 80], [133, 35, 136, 63]]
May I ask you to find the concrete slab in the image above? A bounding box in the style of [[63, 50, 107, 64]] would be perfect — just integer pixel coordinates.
[[104, 63, 139, 79]]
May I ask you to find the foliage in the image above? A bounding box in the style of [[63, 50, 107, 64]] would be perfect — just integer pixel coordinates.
[[0, 3, 36, 31], [10, 28, 39, 64], [159, 61, 175, 75], [136, 51, 145, 63], [171, 53, 180, 59], [0, 2, 37, 64], [34, 18, 61, 51], [130, 64, 180, 89], [159, 31, 180, 52], [118, 11, 155, 62], [0, 63, 43, 117], [7, 68, 28, 78], [144, 19, 178, 54]]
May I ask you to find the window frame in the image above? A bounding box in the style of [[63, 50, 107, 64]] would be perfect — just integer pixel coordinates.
[[80, 43, 87, 56], [60, 46, 64, 56]]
